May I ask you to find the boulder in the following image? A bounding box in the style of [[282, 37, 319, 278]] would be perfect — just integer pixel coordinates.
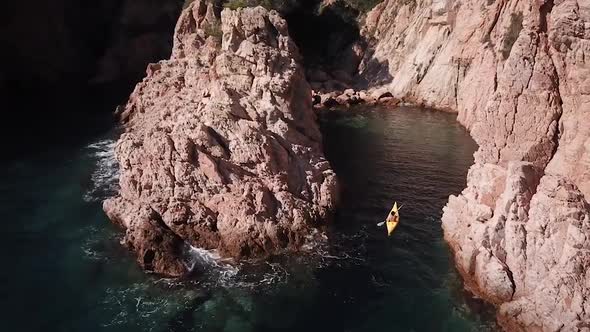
[[312, 93, 322, 106], [323, 96, 340, 108], [343, 88, 355, 96]]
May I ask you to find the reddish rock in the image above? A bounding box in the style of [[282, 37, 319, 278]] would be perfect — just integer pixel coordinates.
[[104, 2, 338, 276], [104, 198, 187, 276], [363, 0, 590, 329]]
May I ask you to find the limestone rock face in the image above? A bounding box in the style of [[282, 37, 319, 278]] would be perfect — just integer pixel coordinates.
[[363, 0, 589, 330], [104, 1, 337, 276]]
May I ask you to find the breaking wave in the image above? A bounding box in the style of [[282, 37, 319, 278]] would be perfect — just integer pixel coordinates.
[[183, 246, 239, 287], [84, 139, 119, 202], [97, 239, 365, 329], [177, 229, 368, 291], [80, 140, 367, 292]]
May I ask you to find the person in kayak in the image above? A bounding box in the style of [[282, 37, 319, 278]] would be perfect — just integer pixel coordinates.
[[389, 210, 399, 222], [378, 202, 402, 236]]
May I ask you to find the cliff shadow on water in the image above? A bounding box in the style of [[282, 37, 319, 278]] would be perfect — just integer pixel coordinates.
[[278, 0, 392, 93], [1, 0, 185, 159], [282, 0, 359, 66]]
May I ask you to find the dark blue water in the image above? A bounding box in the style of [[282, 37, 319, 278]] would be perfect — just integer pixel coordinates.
[[0, 106, 498, 331]]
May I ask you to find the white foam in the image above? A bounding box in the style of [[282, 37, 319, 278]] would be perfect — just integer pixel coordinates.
[[97, 233, 369, 329], [257, 262, 290, 285], [185, 246, 239, 287], [101, 283, 193, 330], [84, 139, 119, 202]]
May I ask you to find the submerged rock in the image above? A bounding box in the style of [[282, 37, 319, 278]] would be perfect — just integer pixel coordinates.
[[104, 1, 337, 276], [362, 0, 590, 329], [312, 88, 396, 109]]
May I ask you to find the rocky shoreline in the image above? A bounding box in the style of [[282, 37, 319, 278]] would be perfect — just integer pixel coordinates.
[[103, 0, 589, 330], [359, 0, 589, 330]]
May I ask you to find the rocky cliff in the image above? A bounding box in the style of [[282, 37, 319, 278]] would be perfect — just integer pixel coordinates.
[[104, 1, 337, 276], [361, 0, 589, 330]]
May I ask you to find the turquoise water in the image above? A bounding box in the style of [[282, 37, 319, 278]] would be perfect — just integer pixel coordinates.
[[0, 106, 498, 331]]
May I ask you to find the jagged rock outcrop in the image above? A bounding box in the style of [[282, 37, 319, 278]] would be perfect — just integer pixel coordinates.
[[104, 1, 337, 276], [361, 0, 589, 330]]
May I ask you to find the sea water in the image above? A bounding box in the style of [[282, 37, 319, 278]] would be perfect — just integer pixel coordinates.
[[0, 106, 499, 331]]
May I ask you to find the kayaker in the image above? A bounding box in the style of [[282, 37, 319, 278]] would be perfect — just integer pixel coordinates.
[[378, 202, 402, 236]]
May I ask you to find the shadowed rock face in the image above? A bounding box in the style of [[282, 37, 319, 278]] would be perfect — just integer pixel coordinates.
[[104, 1, 338, 276], [361, 0, 589, 330], [284, 0, 361, 72], [1, 0, 184, 157], [1, 0, 183, 87]]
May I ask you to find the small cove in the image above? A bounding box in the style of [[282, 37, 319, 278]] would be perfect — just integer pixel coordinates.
[[0, 105, 499, 331]]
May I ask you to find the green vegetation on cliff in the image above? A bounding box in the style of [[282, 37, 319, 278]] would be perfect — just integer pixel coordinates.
[[220, 0, 383, 14]]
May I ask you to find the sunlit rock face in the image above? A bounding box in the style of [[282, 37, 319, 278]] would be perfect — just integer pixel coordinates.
[[361, 0, 590, 330], [104, 1, 337, 276]]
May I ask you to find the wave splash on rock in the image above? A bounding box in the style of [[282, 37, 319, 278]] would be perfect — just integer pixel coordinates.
[[84, 139, 120, 202]]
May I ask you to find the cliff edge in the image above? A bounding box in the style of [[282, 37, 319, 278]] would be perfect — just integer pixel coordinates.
[[362, 0, 589, 330]]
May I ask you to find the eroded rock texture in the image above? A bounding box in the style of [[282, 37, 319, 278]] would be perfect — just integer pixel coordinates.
[[104, 1, 337, 276], [362, 0, 589, 330]]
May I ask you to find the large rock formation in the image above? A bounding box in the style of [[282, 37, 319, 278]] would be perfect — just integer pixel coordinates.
[[104, 1, 337, 276], [361, 0, 589, 330]]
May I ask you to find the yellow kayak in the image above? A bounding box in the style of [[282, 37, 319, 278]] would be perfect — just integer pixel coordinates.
[[386, 218, 399, 236], [385, 202, 402, 236]]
